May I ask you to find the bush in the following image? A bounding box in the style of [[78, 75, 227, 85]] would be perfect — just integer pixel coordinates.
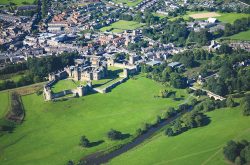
[[107, 129, 122, 140], [80, 136, 90, 147]]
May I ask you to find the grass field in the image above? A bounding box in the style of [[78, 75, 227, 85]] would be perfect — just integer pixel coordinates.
[[171, 12, 250, 24], [0, 76, 190, 165], [221, 29, 250, 41], [51, 79, 80, 93], [0, 0, 35, 5], [111, 0, 143, 7], [110, 108, 250, 165], [100, 20, 144, 33]]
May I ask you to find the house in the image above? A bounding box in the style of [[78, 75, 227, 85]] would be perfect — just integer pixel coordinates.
[[168, 62, 183, 68], [146, 60, 162, 66], [207, 17, 217, 24]]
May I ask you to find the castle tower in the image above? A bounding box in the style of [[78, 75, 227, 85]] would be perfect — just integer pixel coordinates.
[[122, 68, 128, 78], [44, 87, 53, 101], [77, 86, 84, 97], [107, 58, 114, 67], [73, 66, 79, 81], [129, 56, 135, 65]]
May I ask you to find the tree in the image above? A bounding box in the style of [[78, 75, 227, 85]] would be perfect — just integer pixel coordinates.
[[67, 160, 74, 165], [226, 96, 236, 107], [80, 136, 90, 147], [107, 129, 122, 140], [170, 73, 187, 89], [172, 120, 182, 134], [223, 140, 239, 162], [241, 95, 250, 116], [165, 127, 174, 136]]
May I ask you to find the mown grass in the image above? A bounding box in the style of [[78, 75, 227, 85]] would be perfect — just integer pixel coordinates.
[[0, 76, 189, 165], [111, 0, 143, 7], [110, 107, 250, 165], [100, 20, 144, 33], [51, 79, 80, 93]]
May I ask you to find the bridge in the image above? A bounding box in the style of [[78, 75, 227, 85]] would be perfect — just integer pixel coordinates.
[[189, 87, 226, 101]]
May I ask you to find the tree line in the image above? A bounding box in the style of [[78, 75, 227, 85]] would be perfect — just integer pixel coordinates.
[[0, 52, 79, 91]]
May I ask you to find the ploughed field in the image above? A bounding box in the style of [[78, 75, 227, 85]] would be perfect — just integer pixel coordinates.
[[0, 75, 189, 165], [109, 107, 250, 165]]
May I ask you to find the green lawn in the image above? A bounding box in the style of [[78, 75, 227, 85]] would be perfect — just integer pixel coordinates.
[[110, 108, 250, 165], [0, 92, 9, 119], [222, 29, 250, 41], [51, 79, 80, 93], [153, 13, 167, 19], [0, 76, 189, 165], [111, 0, 143, 7], [0, 0, 35, 5], [100, 20, 144, 33]]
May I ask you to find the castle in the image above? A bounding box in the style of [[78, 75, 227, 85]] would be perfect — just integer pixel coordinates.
[[44, 58, 107, 101]]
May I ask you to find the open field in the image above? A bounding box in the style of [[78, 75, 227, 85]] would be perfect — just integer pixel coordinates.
[[171, 12, 250, 24], [0, 0, 35, 5], [111, 0, 143, 7], [221, 29, 250, 41], [217, 13, 250, 24], [189, 12, 221, 19], [110, 108, 250, 165], [100, 20, 144, 33], [0, 76, 190, 165]]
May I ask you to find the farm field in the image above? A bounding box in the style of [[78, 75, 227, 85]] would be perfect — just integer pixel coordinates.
[[0, 76, 190, 165], [111, 0, 143, 7], [0, 0, 35, 5], [110, 108, 250, 165], [100, 20, 144, 33], [221, 29, 250, 41]]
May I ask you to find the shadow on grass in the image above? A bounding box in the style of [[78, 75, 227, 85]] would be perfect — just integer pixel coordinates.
[[119, 133, 131, 140], [89, 140, 105, 148]]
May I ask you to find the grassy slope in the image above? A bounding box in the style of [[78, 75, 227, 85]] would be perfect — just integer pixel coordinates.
[[0, 76, 189, 165], [100, 20, 143, 33], [0, 0, 35, 5], [0, 92, 9, 118], [217, 13, 250, 24], [222, 29, 250, 41], [110, 108, 250, 165]]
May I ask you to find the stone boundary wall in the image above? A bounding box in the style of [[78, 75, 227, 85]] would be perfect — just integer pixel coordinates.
[[53, 89, 73, 98], [94, 77, 127, 94]]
